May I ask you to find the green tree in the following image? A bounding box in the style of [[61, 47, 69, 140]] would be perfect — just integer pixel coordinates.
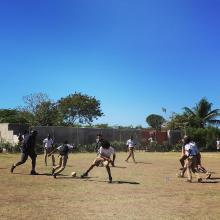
[[58, 92, 103, 125], [146, 114, 165, 131], [34, 101, 62, 126], [0, 109, 29, 123], [183, 98, 220, 128]]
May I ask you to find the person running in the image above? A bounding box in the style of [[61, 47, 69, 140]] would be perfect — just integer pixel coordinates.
[[182, 136, 202, 183], [125, 136, 136, 163], [11, 130, 39, 175], [81, 140, 116, 183], [49, 140, 74, 178], [95, 133, 104, 153], [43, 134, 55, 166]]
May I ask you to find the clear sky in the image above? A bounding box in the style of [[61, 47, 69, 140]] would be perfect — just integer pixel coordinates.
[[0, 0, 220, 127]]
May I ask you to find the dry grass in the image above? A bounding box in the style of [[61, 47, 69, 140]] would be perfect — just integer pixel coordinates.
[[1, 152, 220, 220]]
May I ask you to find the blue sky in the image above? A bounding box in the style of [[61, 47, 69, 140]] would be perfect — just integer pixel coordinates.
[[0, 0, 220, 127]]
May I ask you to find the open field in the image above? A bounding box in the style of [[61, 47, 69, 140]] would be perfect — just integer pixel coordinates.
[[1, 152, 220, 220]]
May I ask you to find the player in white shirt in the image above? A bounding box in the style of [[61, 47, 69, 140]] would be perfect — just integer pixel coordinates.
[[81, 140, 116, 183], [125, 136, 136, 163], [182, 136, 202, 183], [216, 139, 220, 150], [43, 134, 55, 166], [48, 140, 74, 178]]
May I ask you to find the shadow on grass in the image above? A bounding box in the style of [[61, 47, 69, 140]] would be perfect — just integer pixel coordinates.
[[136, 162, 152, 165], [200, 180, 219, 184], [112, 166, 127, 169], [82, 179, 140, 185]]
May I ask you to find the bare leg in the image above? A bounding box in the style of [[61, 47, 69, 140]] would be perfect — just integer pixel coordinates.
[[51, 155, 56, 166], [106, 165, 112, 183]]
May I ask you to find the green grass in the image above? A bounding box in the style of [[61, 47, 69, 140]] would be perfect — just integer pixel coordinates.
[[1, 152, 220, 219]]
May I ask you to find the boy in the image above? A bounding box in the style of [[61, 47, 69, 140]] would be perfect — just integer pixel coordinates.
[[183, 136, 202, 183], [125, 136, 136, 163], [43, 134, 55, 166], [49, 140, 74, 178], [11, 130, 38, 175], [81, 140, 116, 183]]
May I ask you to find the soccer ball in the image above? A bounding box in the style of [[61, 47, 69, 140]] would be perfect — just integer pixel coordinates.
[[71, 171, 76, 177]]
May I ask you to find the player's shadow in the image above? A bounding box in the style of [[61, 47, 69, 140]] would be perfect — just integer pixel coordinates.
[[83, 179, 140, 185], [136, 162, 152, 165], [113, 180, 140, 185], [112, 166, 127, 169], [200, 180, 219, 184]]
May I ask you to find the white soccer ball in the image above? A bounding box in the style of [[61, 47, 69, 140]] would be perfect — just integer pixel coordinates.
[[71, 171, 76, 177]]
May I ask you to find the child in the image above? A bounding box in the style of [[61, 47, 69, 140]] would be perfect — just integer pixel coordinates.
[[183, 136, 202, 183], [49, 140, 74, 178], [125, 136, 136, 163], [43, 134, 55, 166], [11, 130, 38, 175], [81, 140, 116, 183]]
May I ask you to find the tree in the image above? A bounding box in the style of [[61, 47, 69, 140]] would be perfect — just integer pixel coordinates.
[[17, 92, 63, 126], [21, 93, 50, 114], [146, 114, 165, 131], [0, 109, 29, 123], [58, 92, 103, 125], [183, 98, 220, 128], [34, 101, 62, 126]]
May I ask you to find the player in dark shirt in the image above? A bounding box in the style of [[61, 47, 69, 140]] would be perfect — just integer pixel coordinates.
[[11, 130, 39, 175]]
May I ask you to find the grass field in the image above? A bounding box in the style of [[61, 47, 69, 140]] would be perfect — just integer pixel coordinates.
[[1, 152, 220, 220]]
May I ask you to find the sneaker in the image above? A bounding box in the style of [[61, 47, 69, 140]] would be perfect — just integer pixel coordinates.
[[10, 164, 16, 173], [51, 168, 55, 175], [30, 170, 39, 175], [177, 172, 184, 178], [186, 179, 192, 183], [53, 173, 57, 179], [108, 177, 112, 183], [206, 173, 211, 179], [81, 173, 88, 178], [197, 178, 202, 183]]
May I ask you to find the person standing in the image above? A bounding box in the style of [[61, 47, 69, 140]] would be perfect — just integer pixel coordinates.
[[11, 130, 39, 175], [43, 134, 55, 166], [216, 138, 220, 151], [125, 136, 136, 163]]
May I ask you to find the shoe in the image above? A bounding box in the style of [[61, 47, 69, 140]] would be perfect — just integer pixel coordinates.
[[53, 173, 57, 179], [108, 177, 112, 183], [197, 178, 202, 183], [81, 173, 88, 178], [206, 173, 211, 179], [177, 172, 184, 178], [30, 170, 39, 175], [186, 179, 192, 183], [10, 164, 16, 173], [51, 168, 55, 175]]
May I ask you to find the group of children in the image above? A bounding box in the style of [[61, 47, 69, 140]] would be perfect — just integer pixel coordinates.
[[11, 130, 213, 184], [11, 132, 137, 183], [177, 136, 212, 183]]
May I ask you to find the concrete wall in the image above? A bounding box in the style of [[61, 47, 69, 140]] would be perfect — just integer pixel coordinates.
[[0, 123, 21, 145]]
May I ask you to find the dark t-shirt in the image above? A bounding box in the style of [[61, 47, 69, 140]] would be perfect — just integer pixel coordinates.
[[21, 134, 36, 153]]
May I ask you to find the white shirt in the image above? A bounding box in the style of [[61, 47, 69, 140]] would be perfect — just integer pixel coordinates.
[[126, 139, 135, 148], [185, 142, 199, 156], [98, 146, 115, 158], [43, 138, 54, 149]]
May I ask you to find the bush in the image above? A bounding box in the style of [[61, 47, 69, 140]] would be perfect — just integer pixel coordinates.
[[186, 127, 220, 151]]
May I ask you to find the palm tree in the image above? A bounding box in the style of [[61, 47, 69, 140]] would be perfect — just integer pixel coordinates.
[[183, 98, 220, 128]]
